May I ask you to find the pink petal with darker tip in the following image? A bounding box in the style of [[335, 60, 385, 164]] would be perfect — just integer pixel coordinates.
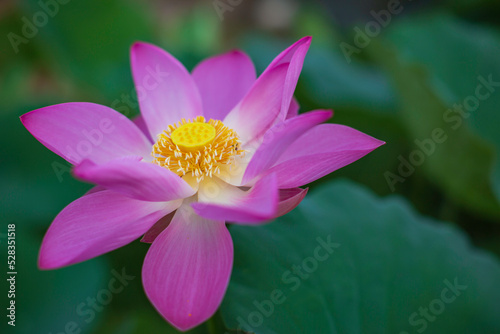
[[39, 190, 180, 269], [142, 204, 233, 331], [223, 64, 288, 144], [242, 109, 332, 185], [267, 124, 385, 188], [192, 50, 256, 121], [263, 36, 311, 121], [131, 42, 203, 138], [223, 37, 312, 144], [20, 102, 152, 165]]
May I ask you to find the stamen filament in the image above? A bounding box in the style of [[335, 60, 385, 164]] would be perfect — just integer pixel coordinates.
[[152, 116, 245, 182]]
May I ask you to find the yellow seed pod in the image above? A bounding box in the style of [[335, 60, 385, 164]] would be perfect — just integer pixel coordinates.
[[170, 122, 216, 151]]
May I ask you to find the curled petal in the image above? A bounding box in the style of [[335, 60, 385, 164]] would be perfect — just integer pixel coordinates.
[[73, 158, 196, 202], [277, 188, 308, 217], [192, 173, 279, 224]]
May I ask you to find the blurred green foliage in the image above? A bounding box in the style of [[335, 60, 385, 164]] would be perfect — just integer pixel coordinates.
[[1, 0, 500, 333], [223, 180, 500, 334]]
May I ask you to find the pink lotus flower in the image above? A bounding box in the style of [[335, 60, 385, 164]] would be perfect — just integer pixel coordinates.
[[20, 37, 383, 331]]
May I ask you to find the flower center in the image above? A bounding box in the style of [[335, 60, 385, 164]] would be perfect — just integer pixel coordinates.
[[152, 116, 244, 181], [170, 122, 216, 151]]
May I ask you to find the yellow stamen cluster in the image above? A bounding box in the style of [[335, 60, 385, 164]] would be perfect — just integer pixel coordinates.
[[152, 116, 244, 182]]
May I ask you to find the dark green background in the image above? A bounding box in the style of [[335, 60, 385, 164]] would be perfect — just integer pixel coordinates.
[[1, 0, 500, 333]]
